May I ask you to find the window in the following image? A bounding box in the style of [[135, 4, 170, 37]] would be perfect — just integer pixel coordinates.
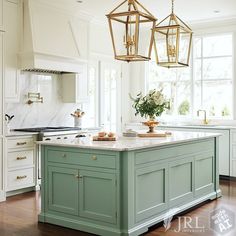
[[147, 33, 233, 119], [100, 62, 121, 132], [84, 61, 122, 131]]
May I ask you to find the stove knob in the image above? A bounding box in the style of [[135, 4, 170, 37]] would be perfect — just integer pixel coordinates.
[[45, 138, 51, 141], [57, 137, 61, 140]]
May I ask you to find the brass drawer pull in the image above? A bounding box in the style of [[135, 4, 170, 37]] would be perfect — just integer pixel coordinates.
[[16, 142, 27, 146], [92, 155, 97, 160], [75, 175, 83, 179], [62, 154, 67, 158], [16, 175, 27, 180], [16, 156, 27, 160]]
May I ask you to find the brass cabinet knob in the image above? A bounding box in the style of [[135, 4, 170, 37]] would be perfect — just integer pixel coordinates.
[[16, 156, 27, 160], [17, 175, 27, 180], [75, 175, 83, 179], [17, 142, 27, 146], [92, 155, 97, 160]]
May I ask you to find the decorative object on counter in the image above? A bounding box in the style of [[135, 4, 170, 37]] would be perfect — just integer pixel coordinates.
[[138, 131, 172, 138], [130, 89, 170, 133], [123, 129, 138, 137], [71, 109, 85, 127], [27, 92, 43, 105], [152, 0, 193, 68], [93, 131, 117, 141], [106, 0, 157, 62], [5, 114, 14, 134]]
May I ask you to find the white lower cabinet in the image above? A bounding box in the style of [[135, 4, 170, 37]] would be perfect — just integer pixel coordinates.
[[6, 136, 37, 192], [230, 129, 236, 177], [0, 137, 4, 201]]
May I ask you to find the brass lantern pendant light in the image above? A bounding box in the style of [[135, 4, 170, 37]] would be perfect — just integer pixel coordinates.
[[153, 0, 193, 68], [107, 0, 157, 62]]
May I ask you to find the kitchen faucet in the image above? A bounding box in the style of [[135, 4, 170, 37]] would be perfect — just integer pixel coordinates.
[[197, 109, 209, 125]]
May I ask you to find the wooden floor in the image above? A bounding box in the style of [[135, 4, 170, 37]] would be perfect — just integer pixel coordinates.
[[0, 180, 236, 236]]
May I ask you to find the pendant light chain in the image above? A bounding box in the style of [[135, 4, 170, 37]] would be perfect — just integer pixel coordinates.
[[171, 0, 174, 13]]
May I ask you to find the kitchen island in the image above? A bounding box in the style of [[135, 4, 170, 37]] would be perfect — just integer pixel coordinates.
[[38, 131, 221, 236]]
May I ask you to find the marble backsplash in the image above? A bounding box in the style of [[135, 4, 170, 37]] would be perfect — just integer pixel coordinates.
[[5, 72, 86, 129]]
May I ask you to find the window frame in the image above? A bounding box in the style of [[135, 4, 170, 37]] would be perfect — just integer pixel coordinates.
[[146, 31, 235, 121]]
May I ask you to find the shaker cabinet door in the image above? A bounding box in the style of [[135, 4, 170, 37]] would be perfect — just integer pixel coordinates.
[[48, 166, 79, 216], [79, 170, 117, 224]]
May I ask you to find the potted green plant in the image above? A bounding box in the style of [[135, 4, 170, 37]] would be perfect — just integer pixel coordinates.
[[130, 89, 170, 133]]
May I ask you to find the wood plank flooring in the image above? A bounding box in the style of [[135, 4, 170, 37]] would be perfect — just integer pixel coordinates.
[[0, 180, 236, 236]]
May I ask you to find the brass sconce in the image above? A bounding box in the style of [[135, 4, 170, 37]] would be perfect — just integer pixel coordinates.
[[106, 0, 157, 62], [153, 0, 193, 68], [27, 93, 43, 105]]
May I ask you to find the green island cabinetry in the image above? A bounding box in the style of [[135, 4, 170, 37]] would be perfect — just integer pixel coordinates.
[[39, 134, 221, 236]]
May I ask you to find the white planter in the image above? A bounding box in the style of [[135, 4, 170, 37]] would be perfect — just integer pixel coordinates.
[[74, 117, 82, 128]]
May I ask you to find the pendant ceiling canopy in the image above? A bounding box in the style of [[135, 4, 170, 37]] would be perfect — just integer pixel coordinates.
[[152, 0, 193, 68], [106, 0, 157, 62]]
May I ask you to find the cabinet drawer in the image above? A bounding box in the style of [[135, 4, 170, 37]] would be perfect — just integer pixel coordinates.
[[47, 150, 116, 169], [8, 150, 34, 168], [8, 138, 34, 149], [7, 168, 35, 191]]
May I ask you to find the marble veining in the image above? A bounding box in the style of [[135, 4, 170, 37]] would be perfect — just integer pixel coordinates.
[[5, 72, 87, 129], [37, 131, 221, 151]]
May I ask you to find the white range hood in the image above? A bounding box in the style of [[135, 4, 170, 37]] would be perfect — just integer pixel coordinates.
[[18, 0, 89, 73]]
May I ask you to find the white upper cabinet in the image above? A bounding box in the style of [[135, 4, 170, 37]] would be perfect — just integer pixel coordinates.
[[0, 32, 3, 135], [4, 0, 20, 103], [0, 0, 3, 31], [61, 66, 89, 104]]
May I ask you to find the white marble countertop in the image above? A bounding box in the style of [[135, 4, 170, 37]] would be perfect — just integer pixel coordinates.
[[159, 124, 236, 130], [36, 131, 221, 151], [126, 122, 236, 130]]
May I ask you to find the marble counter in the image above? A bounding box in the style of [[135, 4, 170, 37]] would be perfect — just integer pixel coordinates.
[[37, 131, 221, 151]]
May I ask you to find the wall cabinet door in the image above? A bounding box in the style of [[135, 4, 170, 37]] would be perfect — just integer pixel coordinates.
[[0, 31, 3, 136], [48, 166, 79, 216], [4, 0, 20, 102], [79, 170, 117, 224], [0, 0, 3, 30]]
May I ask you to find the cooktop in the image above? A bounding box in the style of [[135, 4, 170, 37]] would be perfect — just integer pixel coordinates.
[[14, 127, 82, 133]]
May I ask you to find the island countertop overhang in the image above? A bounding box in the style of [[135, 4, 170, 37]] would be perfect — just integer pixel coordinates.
[[36, 131, 221, 151]]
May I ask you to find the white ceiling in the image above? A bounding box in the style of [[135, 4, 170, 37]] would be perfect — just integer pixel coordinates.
[[61, 0, 236, 24]]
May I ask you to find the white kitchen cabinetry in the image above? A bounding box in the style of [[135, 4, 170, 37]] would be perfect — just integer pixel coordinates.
[[6, 135, 37, 194], [0, 0, 3, 31], [230, 130, 236, 177], [159, 126, 230, 176], [0, 30, 4, 202], [4, 0, 20, 102], [61, 66, 89, 103], [0, 31, 3, 135]]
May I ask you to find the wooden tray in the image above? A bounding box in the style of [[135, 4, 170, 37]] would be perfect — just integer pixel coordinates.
[[93, 136, 117, 141], [138, 132, 172, 138]]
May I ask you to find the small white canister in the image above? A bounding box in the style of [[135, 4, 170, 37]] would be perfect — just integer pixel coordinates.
[[74, 117, 82, 128]]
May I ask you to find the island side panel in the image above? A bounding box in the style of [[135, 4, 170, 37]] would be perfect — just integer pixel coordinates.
[[120, 137, 220, 235]]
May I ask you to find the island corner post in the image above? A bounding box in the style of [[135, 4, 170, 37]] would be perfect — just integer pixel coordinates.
[[38, 133, 221, 236]]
